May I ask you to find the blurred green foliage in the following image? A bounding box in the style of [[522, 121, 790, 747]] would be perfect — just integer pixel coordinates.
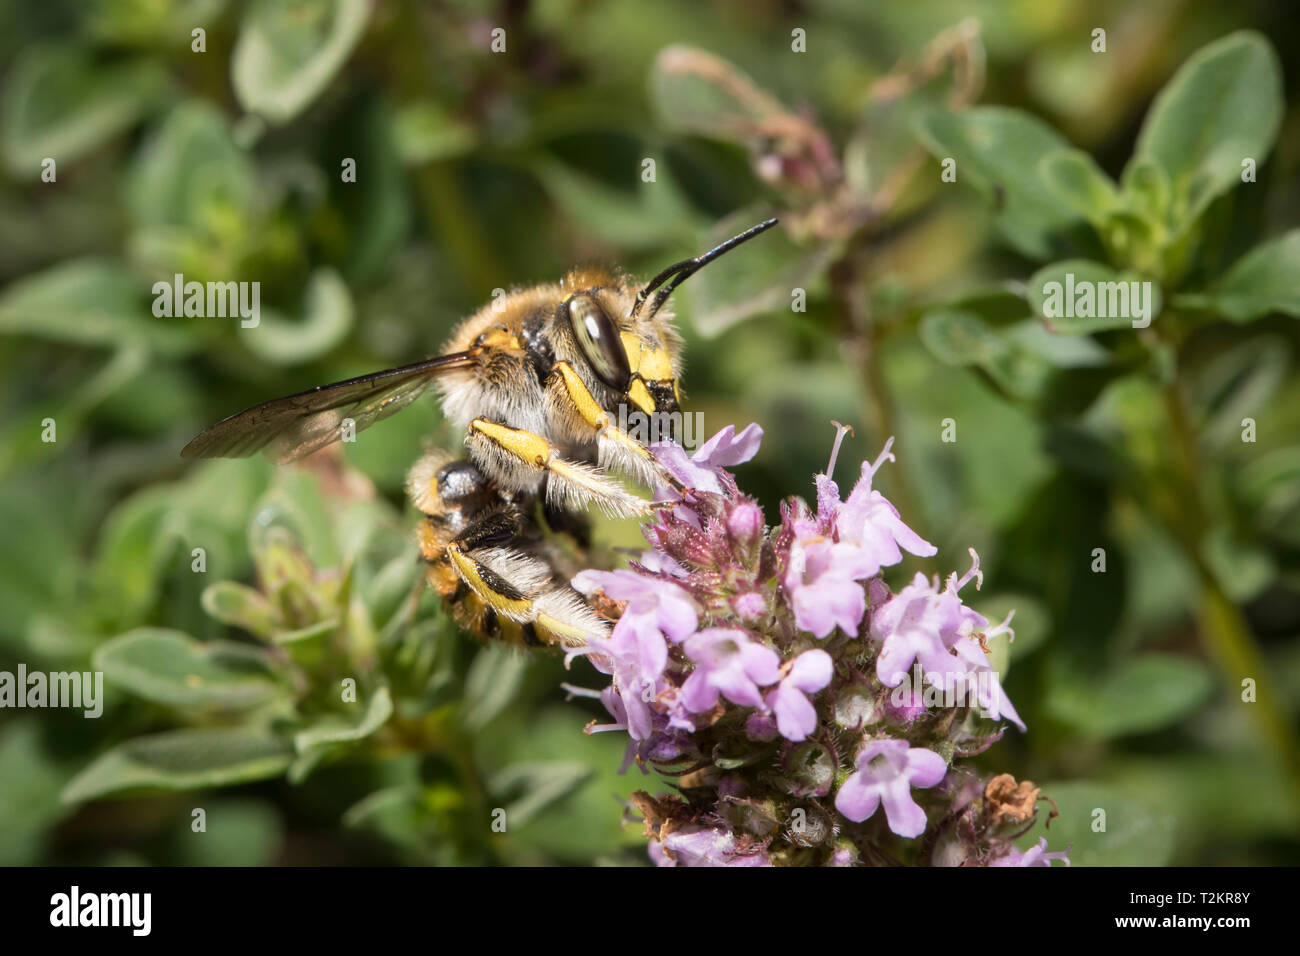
[[1, 0, 1298, 865]]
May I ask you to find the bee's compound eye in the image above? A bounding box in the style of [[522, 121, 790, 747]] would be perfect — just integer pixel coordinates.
[[566, 294, 631, 391]]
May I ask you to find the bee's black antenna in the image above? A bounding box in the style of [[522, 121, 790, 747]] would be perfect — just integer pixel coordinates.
[[631, 218, 779, 319]]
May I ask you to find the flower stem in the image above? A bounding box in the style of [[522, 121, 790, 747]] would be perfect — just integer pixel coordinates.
[[1159, 378, 1300, 815]]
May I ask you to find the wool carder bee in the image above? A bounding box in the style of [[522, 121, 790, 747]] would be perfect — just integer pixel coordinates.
[[183, 219, 778, 648]]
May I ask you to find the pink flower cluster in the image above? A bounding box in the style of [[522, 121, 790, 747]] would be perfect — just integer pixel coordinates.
[[568, 423, 1066, 867]]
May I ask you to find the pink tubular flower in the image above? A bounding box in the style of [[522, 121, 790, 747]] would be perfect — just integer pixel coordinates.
[[570, 570, 699, 740], [764, 648, 834, 741], [650, 827, 773, 867], [820, 437, 937, 567], [783, 434, 936, 639], [652, 423, 763, 496], [571, 569, 698, 643], [989, 837, 1071, 867], [681, 628, 781, 711], [834, 739, 947, 837], [784, 537, 877, 638], [871, 571, 973, 687]]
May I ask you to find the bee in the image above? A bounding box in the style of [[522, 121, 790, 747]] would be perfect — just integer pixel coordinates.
[[183, 219, 778, 649]]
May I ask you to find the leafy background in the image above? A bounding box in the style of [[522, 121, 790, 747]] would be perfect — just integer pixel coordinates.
[[1, 0, 1298, 866]]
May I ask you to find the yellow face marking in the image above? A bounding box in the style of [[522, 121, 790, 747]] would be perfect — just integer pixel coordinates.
[[555, 362, 608, 427], [470, 419, 551, 468], [637, 345, 673, 382], [619, 333, 674, 383], [619, 332, 642, 375], [626, 378, 655, 415], [448, 548, 532, 616]]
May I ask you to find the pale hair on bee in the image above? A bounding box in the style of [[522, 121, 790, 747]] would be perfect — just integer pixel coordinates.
[[183, 219, 778, 648]]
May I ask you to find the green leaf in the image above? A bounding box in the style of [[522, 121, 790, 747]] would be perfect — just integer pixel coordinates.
[[94, 627, 288, 711], [1024, 781, 1175, 866], [1180, 230, 1300, 322], [1, 46, 165, 176], [488, 762, 592, 829], [288, 686, 393, 783], [1237, 447, 1300, 546], [918, 310, 1054, 402], [238, 268, 355, 365], [1028, 259, 1162, 334], [918, 309, 1004, 366], [168, 799, 284, 867], [0, 259, 195, 354], [232, 0, 372, 125], [126, 101, 255, 231], [392, 101, 476, 165], [1190, 334, 1290, 448], [1132, 31, 1283, 223], [62, 728, 294, 803], [1118, 157, 1171, 226], [0, 719, 72, 865], [293, 686, 393, 753], [1039, 149, 1120, 227], [533, 158, 697, 251], [1046, 653, 1214, 739], [687, 212, 836, 336], [463, 645, 530, 731], [201, 581, 279, 639], [912, 106, 1083, 260]]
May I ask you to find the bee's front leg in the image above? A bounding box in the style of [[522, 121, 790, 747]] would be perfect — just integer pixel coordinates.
[[546, 361, 689, 495], [465, 418, 650, 519]]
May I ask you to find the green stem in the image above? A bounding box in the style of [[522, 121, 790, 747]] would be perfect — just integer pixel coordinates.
[[830, 248, 926, 570], [1159, 380, 1300, 813]]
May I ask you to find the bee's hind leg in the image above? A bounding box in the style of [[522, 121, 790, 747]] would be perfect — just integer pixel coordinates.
[[441, 511, 608, 648]]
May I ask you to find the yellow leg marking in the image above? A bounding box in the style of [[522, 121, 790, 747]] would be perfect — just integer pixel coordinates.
[[469, 417, 651, 516], [447, 544, 532, 617], [470, 419, 551, 468], [535, 612, 592, 646], [554, 362, 609, 428], [551, 363, 683, 492]]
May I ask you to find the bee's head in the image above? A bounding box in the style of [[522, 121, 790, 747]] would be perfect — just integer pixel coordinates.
[[557, 218, 778, 422], [557, 283, 681, 419]]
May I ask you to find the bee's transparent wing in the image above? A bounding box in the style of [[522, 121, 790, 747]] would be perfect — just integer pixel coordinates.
[[181, 351, 478, 464]]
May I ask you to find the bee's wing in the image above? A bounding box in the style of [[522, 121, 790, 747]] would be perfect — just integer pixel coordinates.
[[181, 351, 478, 464]]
